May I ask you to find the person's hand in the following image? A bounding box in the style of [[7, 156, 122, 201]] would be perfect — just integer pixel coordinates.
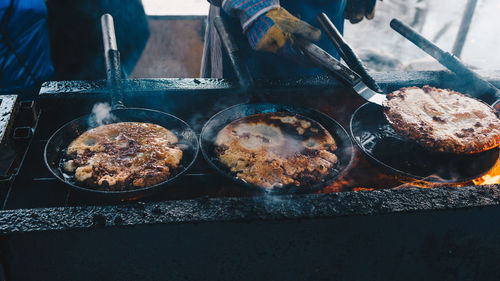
[[344, 0, 381, 24], [221, 1, 321, 61], [248, 7, 321, 58]]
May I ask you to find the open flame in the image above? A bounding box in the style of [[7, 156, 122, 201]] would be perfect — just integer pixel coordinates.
[[473, 158, 500, 185], [319, 155, 500, 193]]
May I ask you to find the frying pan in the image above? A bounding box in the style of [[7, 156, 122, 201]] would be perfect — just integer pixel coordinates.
[[199, 17, 354, 194], [350, 102, 499, 182], [44, 14, 199, 199], [310, 14, 500, 182]]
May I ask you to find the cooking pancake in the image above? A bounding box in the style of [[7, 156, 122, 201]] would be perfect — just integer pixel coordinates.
[[63, 122, 183, 190], [383, 86, 500, 153], [215, 112, 338, 188]]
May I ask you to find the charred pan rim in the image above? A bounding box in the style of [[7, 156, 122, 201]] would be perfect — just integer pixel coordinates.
[[44, 108, 199, 198], [200, 103, 355, 194], [383, 86, 500, 154]]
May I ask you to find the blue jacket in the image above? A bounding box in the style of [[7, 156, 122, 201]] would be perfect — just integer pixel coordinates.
[[0, 0, 54, 96]]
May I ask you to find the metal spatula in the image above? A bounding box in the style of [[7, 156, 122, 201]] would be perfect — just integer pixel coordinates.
[[295, 37, 387, 105]]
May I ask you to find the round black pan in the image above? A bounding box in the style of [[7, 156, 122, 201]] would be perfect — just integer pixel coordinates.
[[44, 108, 199, 199], [350, 102, 500, 182], [44, 14, 198, 199], [200, 103, 354, 194]]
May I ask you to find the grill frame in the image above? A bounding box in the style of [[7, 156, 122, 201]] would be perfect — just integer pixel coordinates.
[[0, 185, 499, 234], [5, 69, 500, 224], [2, 70, 500, 280]]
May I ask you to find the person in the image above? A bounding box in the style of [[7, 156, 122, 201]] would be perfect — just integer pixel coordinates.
[[201, 0, 380, 79], [45, 0, 149, 80], [0, 0, 54, 97]]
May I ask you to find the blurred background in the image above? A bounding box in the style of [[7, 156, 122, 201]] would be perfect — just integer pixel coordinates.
[[2, 0, 499, 85], [131, 0, 209, 78], [130, 0, 500, 78]]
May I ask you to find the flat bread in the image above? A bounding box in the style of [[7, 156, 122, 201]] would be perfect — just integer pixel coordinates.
[[383, 86, 500, 153], [64, 122, 182, 190], [215, 112, 338, 188]]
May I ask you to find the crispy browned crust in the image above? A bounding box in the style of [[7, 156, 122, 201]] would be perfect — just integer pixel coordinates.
[[214, 112, 338, 188], [64, 122, 183, 190], [383, 86, 500, 154]]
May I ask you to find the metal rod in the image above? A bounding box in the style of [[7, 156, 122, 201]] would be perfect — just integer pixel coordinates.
[[101, 14, 118, 53], [317, 12, 382, 93], [100, 14, 124, 109], [452, 0, 478, 58], [390, 18, 500, 107]]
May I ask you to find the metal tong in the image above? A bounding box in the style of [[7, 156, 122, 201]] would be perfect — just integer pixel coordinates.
[[294, 28, 386, 105], [295, 38, 387, 105], [215, 13, 386, 105], [316, 12, 382, 93]]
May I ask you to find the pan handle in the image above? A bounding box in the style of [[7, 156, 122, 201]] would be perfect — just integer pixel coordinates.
[[101, 14, 125, 110], [391, 18, 500, 107], [213, 16, 253, 91], [316, 13, 382, 93], [295, 37, 362, 87]]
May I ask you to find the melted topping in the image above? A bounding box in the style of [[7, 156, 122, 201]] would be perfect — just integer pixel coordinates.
[[215, 112, 338, 188], [64, 122, 182, 190], [383, 86, 500, 153]]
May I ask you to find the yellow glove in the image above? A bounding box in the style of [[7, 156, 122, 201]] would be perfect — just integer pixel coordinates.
[[345, 0, 381, 24], [253, 8, 321, 55]]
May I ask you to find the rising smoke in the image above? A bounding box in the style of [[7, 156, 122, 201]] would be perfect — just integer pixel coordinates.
[[88, 102, 118, 127]]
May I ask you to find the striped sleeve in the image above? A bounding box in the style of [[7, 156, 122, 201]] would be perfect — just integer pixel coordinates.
[[221, 0, 280, 31]]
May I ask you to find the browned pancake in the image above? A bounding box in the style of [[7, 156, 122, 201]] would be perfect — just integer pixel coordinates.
[[383, 86, 500, 153], [64, 122, 182, 190], [215, 112, 338, 188]]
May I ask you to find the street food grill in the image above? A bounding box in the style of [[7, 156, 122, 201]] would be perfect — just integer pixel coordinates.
[[2, 71, 500, 280], [16, 70, 500, 200], [2, 5, 500, 280], [214, 112, 338, 188]]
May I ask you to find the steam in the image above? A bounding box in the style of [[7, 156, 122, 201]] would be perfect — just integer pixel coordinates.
[[189, 98, 239, 133], [88, 103, 118, 127]]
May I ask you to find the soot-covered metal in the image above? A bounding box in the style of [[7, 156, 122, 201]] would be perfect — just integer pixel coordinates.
[[1, 71, 500, 280]]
